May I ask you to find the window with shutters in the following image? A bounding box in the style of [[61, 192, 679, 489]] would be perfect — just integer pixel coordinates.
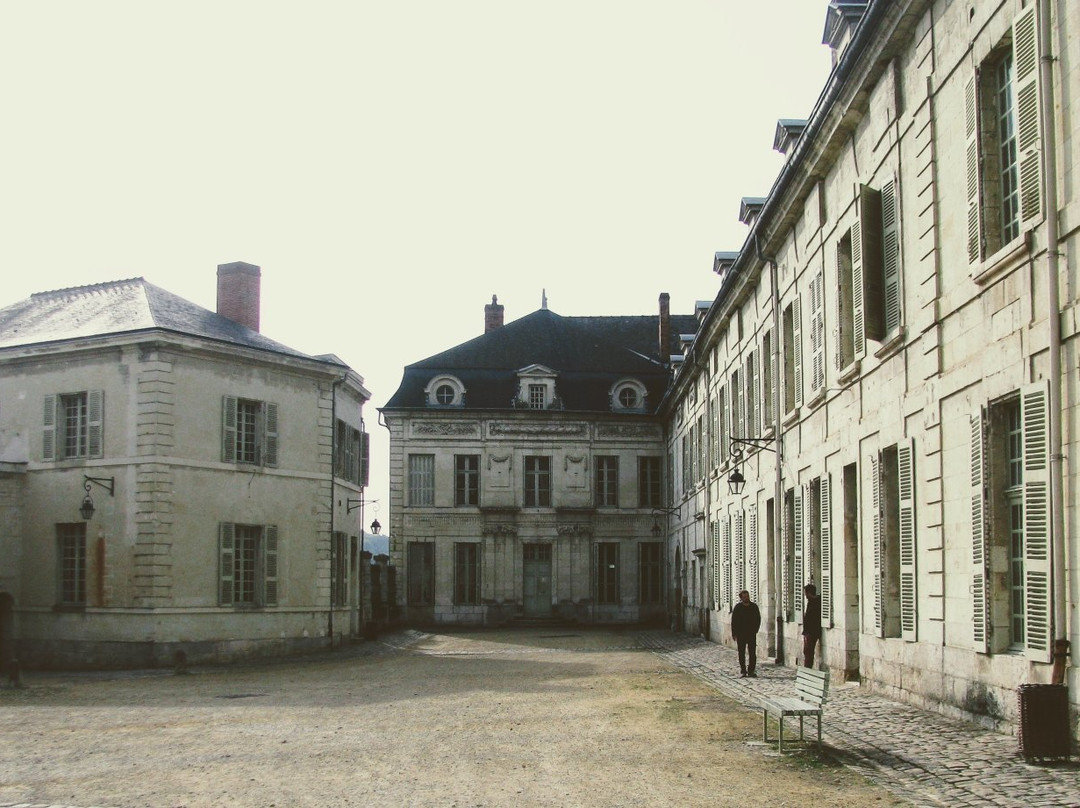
[[782, 297, 803, 415], [57, 523, 87, 607], [222, 397, 278, 467], [966, 7, 1041, 267], [731, 368, 742, 440], [335, 420, 367, 486], [218, 523, 278, 607], [871, 442, 916, 640], [43, 391, 104, 462], [455, 454, 480, 506], [408, 454, 435, 506], [454, 542, 480, 605], [761, 331, 775, 429], [972, 384, 1051, 659], [745, 351, 759, 438], [639, 542, 663, 605], [809, 273, 827, 397], [595, 455, 619, 507]]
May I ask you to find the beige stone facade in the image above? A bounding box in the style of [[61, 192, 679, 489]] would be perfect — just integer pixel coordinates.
[[665, 0, 1079, 740]]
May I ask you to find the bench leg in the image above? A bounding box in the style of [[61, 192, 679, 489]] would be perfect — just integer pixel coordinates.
[[778, 714, 784, 755], [817, 713, 822, 747], [799, 715, 805, 742], [762, 709, 769, 743]]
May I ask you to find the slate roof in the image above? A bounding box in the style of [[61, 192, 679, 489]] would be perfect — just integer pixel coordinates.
[[383, 308, 697, 413], [0, 277, 334, 365]]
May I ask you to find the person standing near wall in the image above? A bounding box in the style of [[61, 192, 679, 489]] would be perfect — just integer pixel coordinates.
[[802, 583, 822, 668], [731, 589, 761, 678]]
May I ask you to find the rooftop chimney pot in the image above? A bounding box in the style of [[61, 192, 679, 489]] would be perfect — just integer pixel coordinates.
[[485, 294, 505, 333]]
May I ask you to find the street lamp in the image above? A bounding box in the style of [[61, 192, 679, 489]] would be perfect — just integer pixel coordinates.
[[79, 476, 115, 520], [728, 436, 776, 495]]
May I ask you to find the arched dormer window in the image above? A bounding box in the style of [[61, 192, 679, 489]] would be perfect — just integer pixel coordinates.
[[424, 375, 466, 407], [611, 379, 647, 413]]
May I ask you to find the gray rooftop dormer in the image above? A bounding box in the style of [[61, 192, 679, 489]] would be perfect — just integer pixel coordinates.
[[773, 119, 808, 155], [739, 197, 767, 227], [822, 1, 868, 66]]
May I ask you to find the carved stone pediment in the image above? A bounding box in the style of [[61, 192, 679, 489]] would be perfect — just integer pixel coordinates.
[[412, 421, 480, 437], [489, 422, 587, 438]]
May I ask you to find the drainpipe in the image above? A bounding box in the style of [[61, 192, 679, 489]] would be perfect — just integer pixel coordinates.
[[1038, 0, 1069, 684]]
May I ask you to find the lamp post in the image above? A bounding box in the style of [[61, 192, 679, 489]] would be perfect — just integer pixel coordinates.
[[79, 476, 115, 520], [347, 498, 381, 639]]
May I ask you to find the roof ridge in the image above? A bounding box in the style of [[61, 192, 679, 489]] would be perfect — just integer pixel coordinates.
[[30, 277, 145, 300]]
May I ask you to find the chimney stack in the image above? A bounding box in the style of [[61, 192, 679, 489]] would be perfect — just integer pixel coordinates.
[[658, 292, 671, 362], [217, 262, 261, 332], [485, 295, 504, 333]]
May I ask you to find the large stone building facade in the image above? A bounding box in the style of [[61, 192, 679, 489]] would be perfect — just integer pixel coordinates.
[[666, 0, 1079, 740], [0, 263, 372, 668], [381, 298, 697, 626]]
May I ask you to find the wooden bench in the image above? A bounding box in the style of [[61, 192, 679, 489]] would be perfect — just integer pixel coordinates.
[[760, 666, 829, 753]]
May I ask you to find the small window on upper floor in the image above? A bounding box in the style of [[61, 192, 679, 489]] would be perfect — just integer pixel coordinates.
[[514, 365, 560, 410], [425, 375, 465, 407], [611, 379, 647, 413], [43, 391, 104, 461], [222, 396, 279, 467]]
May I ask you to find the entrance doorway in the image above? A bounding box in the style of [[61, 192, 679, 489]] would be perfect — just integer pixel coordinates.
[[523, 543, 552, 618]]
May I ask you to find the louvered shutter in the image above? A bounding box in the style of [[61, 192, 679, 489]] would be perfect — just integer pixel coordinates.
[[1013, 6, 1042, 225], [898, 439, 917, 641], [970, 408, 990, 653], [882, 180, 901, 335], [1021, 381, 1051, 661], [219, 523, 235, 606], [748, 505, 760, 603], [872, 454, 884, 636], [222, 397, 237, 463], [711, 521, 720, 608], [965, 73, 984, 262], [782, 502, 791, 620], [851, 217, 867, 360], [820, 474, 833, 628], [721, 517, 732, 608], [87, 390, 104, 459], [264, 525, 279, 606], [794, 485, 805, 623], [834, 248, 845, 371], [769, 333, 778, 425], [734, 510, 746, 596], [860, 184, 885, 342], [360, 431, 370, 487], [792, 295, 804, 408], [750, 351, 760, 437], [810, 273, 825, 392], [43, 394, 57, 462], [263, 402, 279, 467]]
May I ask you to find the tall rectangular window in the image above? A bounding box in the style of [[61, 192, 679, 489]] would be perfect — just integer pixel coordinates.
[[218, 523, 278, 607], [407, 542, 435, 605], [454, 542, 480, 605], [597, 542, 619, 604], [524, 456, 551, 507], [528, 384, 546, 409], [44, 391, 104, 462], [455, 454, 480, 506], [57, 523, 87, 606], [408, 454, 435, 506], [61, 393, 88, 459], [331, 532, 348, 607], [638, 457, 662, 508], [761, 332, 774, 428], [596, 456, 619, 507], [335, 421, 366, 485], [236, 399, 260, 464], [745, 352, 758, 437], [836, 232, 856, 369], [639, 542, 663, 604], [222, 396, 278, 467], [782, 298, 802, 413]]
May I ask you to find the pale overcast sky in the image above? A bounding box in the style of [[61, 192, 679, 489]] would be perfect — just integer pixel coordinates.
[[1, 1, 834, 522]]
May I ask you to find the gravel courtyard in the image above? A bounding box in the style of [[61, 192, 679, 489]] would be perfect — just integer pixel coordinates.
[[0, 629, 902, 807]]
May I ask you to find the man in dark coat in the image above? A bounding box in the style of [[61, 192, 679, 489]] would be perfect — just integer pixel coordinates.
[[802, 583, 822, 668], [731, 589, 761, 677]]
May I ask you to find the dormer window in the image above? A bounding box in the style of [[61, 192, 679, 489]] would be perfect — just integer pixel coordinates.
[[514, 365, 561, 410], [611, 379, 647, 413], [528, 384, 546, 409], [425, 375, 465, 407]]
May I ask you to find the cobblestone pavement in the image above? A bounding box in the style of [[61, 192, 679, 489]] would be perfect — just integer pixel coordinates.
[[637, 631, 1080, 807]]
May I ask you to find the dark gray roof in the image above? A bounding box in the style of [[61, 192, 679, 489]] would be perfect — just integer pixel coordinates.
[[0, 277, 334, 365], [383, 308, 697, 413]]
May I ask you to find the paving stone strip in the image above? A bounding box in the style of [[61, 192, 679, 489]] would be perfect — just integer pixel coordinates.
[[638, 631, 1080, 807]]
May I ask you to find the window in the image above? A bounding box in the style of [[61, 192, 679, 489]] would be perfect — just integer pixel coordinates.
[[43, 391, 104, 461], [745, 352, 758, 437], [335, 420, 368, 486], [596, 542, 619, 604], [408, 454, 435, 506], [222, 396, 278, 467], [454, 542, 480, 605], [638, 457, 662, 508], [836, 231, 856, 369], [528, 384, 546, 409], [871, 441, 916, 640], [425, 375, 465, 407], [783, 488, 799, 621], [595, 456, 619, 507], [524, 456, 551, 507], [57, 523, 87, 606], [809, 272, 826, 394], [618, 388, 638, 408], [639, 542, 663, 604], [762, 331, 775, 428], [731, 369, 742, 439], [219, 523, 278, 607], [972, 384, 1050, 659], [782, 298, 803, 414], [611, 379, 647, 411], [332, 532, 348, 607], [436, 384, 456, 405], [966, 7, 1041, 263], [455, 454, 480, 506], [407, 542, 435, 605]]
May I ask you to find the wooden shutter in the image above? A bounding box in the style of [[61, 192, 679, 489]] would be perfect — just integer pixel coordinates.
[[222, 396, 237, 463], [881, 179, 901, 335], [859, 184, 885, 342], [769, 332, 778, 425], [792, 295, 804, 408], [819, 474, 833, 628], [42, 394, 57, 462], [263, 525, 279, 606], [750, 351, 760, 437], [851, 218, 867, 359], [1013, 6, 1042, 225], [263, 402, 279, 467], [782, 501, 791, 620], [360, 431, 370, 487], [711, 521, 720, 608], [1021, 381, 1051, 661], [219, 522, 235, 606], [734, 510, 746, 596], [794, 485, 805, 622], [810, 273, 825, 392], [721, 517, 732, 608], [965, 73, 984, 262], [748, 505, 760, 603], [87, 390, 104, 459], [970, 408, 990, 653], [872, 454, 883, 636], [898, 439, 917, 641]]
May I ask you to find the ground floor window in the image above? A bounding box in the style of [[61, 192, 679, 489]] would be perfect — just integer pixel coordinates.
[[455, 542, 480, 605], [596, 542, 620, 605], [219, 523, 279, 607], [57, 523, 87, 606], [408, 542, 435, 605], [639, 542, 663, 604]]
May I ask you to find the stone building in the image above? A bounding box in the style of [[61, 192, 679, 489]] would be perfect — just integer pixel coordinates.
[[666, 0, 1079, 740], [380, 296, 696, 626], [0, 262, 371, 668]]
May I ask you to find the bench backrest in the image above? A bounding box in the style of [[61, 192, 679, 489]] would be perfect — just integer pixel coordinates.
[[794, 666, 829, 707]]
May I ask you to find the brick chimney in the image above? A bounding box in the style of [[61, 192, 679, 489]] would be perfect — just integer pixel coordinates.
[[658, 292, 670, 361], [485, 294, 504, 333], [217, 262, 261, 332]]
